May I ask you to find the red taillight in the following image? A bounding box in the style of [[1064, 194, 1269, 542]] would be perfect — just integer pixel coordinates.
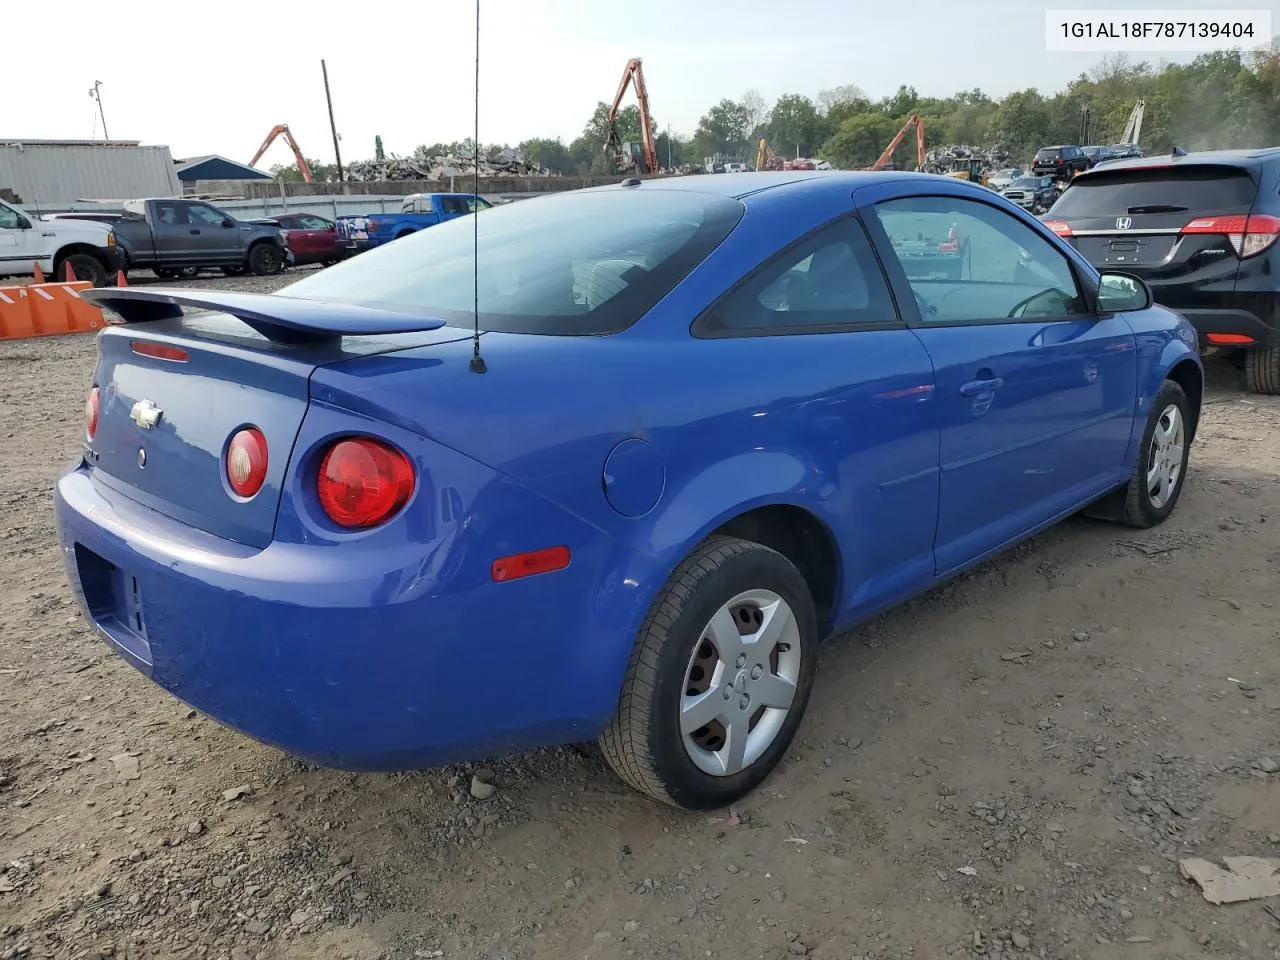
[[316, 437, 414, 529], [131, 340, 190, 362], [85, 386, 99, 440], [1181, 214, 1280, 258], [225, 427, 269, 499], [1206, 332, 1255, 345], [1043, 219, 1073, 237], [491, 546, 571, 583]]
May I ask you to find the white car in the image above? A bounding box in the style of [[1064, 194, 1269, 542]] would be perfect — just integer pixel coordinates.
[[0, 198, 123, 285]]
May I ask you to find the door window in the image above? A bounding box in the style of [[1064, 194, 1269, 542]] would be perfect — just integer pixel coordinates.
[[699, 217, 898, 334], [440, 197, 469, 216], [187, 204, 228, 226], [873, 195, 1088, 324], [154, 202, 187, 225], [0, 205, 21, 229], [298, 215, 330, 229]]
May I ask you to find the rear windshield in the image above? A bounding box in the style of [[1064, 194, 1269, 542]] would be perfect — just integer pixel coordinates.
[[278, 190, 744, 335], [1035, 148, 1062, 160], [1052, 166, 1258, 218]]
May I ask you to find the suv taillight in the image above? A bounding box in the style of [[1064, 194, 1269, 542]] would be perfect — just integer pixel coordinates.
[[1043, 220, 1073, 237], [85, 386, 99, 440], [316, 437, 415, 529], [1181, 214, 1280, 258]]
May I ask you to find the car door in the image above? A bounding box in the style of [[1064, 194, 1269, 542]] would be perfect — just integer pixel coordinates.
[[0, 201, 40, 271], [694, 214, 941, 620], [295, 214, 336, 261], [862, 191, 1137, 575], [183, 202, 240, 263]]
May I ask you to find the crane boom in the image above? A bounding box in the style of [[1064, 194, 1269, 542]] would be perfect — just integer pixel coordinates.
[[871, 114, 925, 171], [248, 124, 314, 183], [605, 58, 659, 175], [1120, 100, 1145, 145]]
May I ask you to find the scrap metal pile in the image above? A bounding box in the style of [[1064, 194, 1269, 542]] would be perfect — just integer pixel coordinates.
[[922, 144, 1013, 176], [345, 147, 554, 183]]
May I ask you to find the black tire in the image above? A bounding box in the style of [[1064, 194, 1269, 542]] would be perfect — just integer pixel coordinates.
[[221, 265, 246, 277], [248, 242, 284, 276], [1245, 346, 1280, 395], [54, 253, 108, 287], [1117, 379, 1192, 528], [177, 266, 200, 280], [599, 535, 817, 810]]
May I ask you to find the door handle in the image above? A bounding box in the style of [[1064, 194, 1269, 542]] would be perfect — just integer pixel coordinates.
[[959, 377, 1003, 397], [189, 228, 200, 235]]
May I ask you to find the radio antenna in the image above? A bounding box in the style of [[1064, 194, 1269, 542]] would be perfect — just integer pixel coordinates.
[[468, 0, 487, 374]]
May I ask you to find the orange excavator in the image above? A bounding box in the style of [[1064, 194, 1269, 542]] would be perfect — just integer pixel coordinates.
[[870, 114, 925, 171], [605, 58, 658, 175], [249, 124, 314, 182]]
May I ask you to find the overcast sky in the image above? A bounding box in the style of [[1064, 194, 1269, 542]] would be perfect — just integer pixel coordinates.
[[5, 0, 1254, 165]]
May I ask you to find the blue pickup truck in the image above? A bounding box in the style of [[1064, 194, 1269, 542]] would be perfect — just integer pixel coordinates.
[[335, 192, 491, 253]]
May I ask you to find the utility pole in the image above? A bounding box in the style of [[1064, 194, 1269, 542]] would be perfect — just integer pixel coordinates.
[[321, 60, 344, 182], [89, 81, 109, 140]]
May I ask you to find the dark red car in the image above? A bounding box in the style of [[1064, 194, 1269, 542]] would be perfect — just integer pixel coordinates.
[[257, 213, 347, 267]]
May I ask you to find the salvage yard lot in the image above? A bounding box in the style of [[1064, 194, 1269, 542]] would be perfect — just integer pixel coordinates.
[[2, 270, 1280, 960]]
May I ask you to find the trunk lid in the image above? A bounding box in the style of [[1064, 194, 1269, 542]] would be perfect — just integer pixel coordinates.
[[1048, 164, 1258, 278], [82, 288, 465, 548]]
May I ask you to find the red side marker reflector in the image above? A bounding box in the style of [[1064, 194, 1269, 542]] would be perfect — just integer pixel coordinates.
[[131, 340, 190, 362], [491, 546, 571, 583], [1205, 332, 1255, 345]]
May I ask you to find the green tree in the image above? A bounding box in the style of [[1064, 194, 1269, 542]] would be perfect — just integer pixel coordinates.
[[691, 98, 753, 161], [519, 137, 574, 173], [767, 94, 825, 158], [819, 113, 901, 169], [269, 158, 338, 182]]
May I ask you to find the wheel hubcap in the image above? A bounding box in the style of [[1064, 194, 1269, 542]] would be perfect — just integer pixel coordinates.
[[1146, 402, 1185, 509], [680, 589, 801, 777]]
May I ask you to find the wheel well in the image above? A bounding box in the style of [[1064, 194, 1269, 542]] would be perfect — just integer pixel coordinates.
[[395, 229, 416, 239], [1167, 358, 1203, 443], [53, 244, 108, 268], [713, 505, 840, 629]]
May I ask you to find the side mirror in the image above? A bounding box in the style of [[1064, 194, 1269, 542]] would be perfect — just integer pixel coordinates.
[[1097, 271, 1152, 313], [222, 218, 235, 228], [15, 217, 31, 230]]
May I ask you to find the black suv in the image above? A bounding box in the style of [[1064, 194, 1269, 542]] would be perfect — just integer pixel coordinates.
[[1032, 145, 1092, 181], [1043, 148, 1280, 393]]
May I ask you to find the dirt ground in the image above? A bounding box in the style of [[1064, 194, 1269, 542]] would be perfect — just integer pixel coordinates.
[[2, 271, 1279, 960]]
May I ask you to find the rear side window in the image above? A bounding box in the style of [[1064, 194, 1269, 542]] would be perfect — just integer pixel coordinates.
[[279, 189, 745, 336], [698, 217, 897, 334], [1053, 166, 1258, 217]]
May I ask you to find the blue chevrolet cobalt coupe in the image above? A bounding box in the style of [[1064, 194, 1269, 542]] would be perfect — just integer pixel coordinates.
[[57, 172, 1202, 809]]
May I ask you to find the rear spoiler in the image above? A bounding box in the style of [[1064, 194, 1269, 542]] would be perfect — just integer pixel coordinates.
[[83, 287, 447, 345]]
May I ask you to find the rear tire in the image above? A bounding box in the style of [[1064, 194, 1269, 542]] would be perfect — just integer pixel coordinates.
[[248, 242, 284, 276], [54, 253, 108, 287], [1245, 345, 1280, 395], [599, 535, 817, 810]]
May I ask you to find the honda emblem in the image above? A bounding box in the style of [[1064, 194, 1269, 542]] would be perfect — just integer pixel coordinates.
[[1116, 216, 1132, 230]]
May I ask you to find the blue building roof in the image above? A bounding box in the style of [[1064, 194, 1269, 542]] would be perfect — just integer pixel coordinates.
[[175, 155, 273, 182]]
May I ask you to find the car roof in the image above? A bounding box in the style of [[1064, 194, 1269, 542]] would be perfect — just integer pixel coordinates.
[[584, 170, 972, 203], [1073, 146, 1280, 178]]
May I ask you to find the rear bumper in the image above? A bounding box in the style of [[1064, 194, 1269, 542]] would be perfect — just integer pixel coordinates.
[[1176, 308, 1275, 346], [53, 461, 656, 771]]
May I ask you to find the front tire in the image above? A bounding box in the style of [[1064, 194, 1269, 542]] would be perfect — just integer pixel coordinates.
[[248, 242, 284, 276], [1118, 379, 1192, 528], [54, 253, 108, 287], [599, 536, 817, 810]]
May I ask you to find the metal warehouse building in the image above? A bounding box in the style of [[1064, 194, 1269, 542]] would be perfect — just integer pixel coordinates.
[[0, 139, 182, 210]]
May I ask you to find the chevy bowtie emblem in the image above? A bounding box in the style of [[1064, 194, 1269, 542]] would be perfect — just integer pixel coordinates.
[[130, 399, 163, 430]]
